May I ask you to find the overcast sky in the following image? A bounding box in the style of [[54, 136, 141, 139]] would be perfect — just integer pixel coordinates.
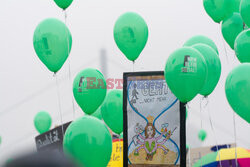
[[0, 0, 249, 164]]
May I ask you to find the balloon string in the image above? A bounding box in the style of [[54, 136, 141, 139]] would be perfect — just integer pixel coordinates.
[[199, 97, 203, 167], [206, 97, 222, 167], [221, 20, 238, 166], [64, 10, 76, 120], [233, 111, 238, 167], [219, 22, 230, 65], [200, 97, 203, 130], [55, 74, 64, 135]]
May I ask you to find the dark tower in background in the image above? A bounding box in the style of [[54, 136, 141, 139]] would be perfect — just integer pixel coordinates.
[[100, 49, 108, 77]]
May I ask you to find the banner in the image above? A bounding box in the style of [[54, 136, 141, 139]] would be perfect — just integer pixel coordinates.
[[123, 72, 186, 166], [107, 139, 123, 167], [35, 122, 71, 152]]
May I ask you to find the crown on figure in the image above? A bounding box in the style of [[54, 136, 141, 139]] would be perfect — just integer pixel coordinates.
[[147, 115, 154, 124]]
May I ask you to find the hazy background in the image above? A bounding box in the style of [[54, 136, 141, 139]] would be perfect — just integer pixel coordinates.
[[0, 0, 249, 164]]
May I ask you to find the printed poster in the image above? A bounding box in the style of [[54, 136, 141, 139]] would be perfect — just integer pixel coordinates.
[[107, 139, 123, 167], [125, 74, 182, 165]]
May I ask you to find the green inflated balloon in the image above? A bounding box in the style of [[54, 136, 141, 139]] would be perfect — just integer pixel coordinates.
[[225, 64, 250, 123], [73, 68, 107, 115], [183, 35, 218, 54], [54, 0, 73, 10], [222, 13, 244, 50], [63, 116, 112, 167], [164, 47, 207, 103], [34, 111, 52, 134], [114, 12, 148, 61], [235, 29, 250, 63], [203, 0, 238, 23], [101, 90, 123, 134], [33, 18, 72, 73], [240, 0, 250, 27], [198, 129, 207, 141], [91, 107, 102, 120], [193, 44, 221, 96]]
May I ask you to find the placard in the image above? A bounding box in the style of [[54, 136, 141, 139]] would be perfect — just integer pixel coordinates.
[[35, 122, 71, 152], [123, 72, 186, 167], [107, 139, 123, 167]]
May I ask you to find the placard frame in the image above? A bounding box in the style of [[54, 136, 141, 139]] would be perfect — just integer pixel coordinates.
[[123, 71, 186, 167]]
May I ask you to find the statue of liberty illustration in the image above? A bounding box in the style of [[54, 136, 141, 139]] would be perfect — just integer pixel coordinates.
[[133, 116, 176, 161]]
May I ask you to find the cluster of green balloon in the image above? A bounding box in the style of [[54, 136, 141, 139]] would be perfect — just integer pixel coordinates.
[[101, 90, 123, 135], [225, 64, 250, 123], [241, 0, 250, 28], [33, 18, 72, 73], [235, 29, 250, 63], [73, 68, 107, 115], [165, 47, 207, 102], [63, 116, 112, 167], [54, 0, 73, 10], [165, 36, 221, 102], [198, 129, 207, 142], [34, 111, 52, 134], [203, 0, 240, 23], [184, 35, 221, 96], [114, 12, 148, 62], [221, 12, 245, 50]]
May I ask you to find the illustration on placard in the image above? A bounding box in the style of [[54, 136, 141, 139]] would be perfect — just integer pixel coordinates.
[[127, 77, 180, 165]]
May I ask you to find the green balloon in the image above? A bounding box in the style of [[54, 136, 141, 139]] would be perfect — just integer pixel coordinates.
[[101, 90, 123, 134], [33, 18, 72, 73], [114, 12, 148, 61], [34, 111, 52, 134], [0, 136, 2, 145], [91, 107, 102, 120], [164, 47, 207, 102], [203, 0, 237, 23], [6, 158, 13, 165], [235, 29, 250, 63], [225, 64, 250, 123], [63, 116, 112, 167], [193, 44, 221, 96], [241, 0, 250, 27], [54, 0, 73, 10], [119, 132, 123, 139], [198, 129, 207, 141], [73, 68, 107, 115], [222, 13, 244, 50], [183, 35, 218, 54]]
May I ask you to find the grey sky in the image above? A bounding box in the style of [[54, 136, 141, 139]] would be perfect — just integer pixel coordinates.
[[0, 0, 249, 164]]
